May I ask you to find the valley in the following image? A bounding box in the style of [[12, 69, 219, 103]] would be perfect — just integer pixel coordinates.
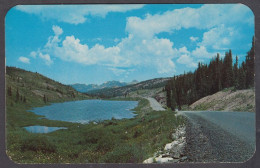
[[5, 67, 184, 163]]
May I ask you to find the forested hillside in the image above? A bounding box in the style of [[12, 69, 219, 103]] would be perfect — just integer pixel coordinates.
[[6, 66, 89, 108], [165, 37, 255, 110]]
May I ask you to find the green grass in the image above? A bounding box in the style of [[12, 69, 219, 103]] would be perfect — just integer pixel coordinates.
[[6, 67, 185, 163], [7, 97, 184, 163]]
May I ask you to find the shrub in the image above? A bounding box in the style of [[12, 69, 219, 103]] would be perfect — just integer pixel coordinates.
[[100, 144, 144, 163], [21, 136, 56, 153]]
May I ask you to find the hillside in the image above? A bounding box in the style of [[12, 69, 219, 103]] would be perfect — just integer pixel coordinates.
[[87, 77, 170, 97], [6, 66, 89, 108], [5, 67, 185, 164], [189, 88, 255, 112]]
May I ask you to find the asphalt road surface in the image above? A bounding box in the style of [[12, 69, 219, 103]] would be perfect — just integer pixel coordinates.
[[178, 111, 255, 162], [145, 97, 165, 111]]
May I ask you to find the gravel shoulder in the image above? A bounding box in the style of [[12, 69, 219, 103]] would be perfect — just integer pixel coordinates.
[[180, 111, 255, 162]]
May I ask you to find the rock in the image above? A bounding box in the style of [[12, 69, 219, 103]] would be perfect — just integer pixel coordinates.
[[155, 157, 174, 163], [144, 126, 187, 164], [164, 140, 179, 150], [143, 157, 154, 163], [180, 156, 188, 161]]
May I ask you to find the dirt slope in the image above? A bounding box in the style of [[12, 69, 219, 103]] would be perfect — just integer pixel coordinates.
[[189, 88, 255, 112]]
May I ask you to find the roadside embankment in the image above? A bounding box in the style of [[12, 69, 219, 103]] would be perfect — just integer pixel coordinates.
[[143, 125, 187, 163], [189, 88, 255, 112]]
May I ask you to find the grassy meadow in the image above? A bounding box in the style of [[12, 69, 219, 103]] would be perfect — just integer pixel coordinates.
[[6, 67, 185, 163]]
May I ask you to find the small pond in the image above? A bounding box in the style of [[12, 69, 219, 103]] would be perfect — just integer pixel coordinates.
[[24, 126, 67, 133]]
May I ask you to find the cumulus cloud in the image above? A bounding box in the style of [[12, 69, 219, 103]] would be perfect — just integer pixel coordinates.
[[39, 53, 53, 65], [198, 24, 236, 50], [125, 4, 253, 38], [191, 46, 217, 58], [30, 51, 37, 58], [35, 25, 178, 74], [26, 4, 253, 74], [15, 5, 145, 24], [52, 25, 63, 36], [18, 56, 30, 64], [190, 36, 199, 42], [177, 54, 197, 68]]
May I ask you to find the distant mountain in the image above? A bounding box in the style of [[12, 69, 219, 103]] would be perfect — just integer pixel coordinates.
[[100, 81, 127, 89], [70, 83, 99, 93], [87, 78, 170, 97], [70, 80, 137, 93]]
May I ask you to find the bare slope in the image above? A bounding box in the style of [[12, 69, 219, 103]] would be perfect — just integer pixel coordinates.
[[189, 88, 255, 112]]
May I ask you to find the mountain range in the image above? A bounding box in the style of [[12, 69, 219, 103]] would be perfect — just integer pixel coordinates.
[[70, 80, 139, 93]]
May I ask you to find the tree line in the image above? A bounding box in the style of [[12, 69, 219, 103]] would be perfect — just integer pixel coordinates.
[[165, 37, 255, 111]]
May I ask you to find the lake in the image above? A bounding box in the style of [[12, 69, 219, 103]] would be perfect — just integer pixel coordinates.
[[29, 99, 138, 124], [24, 126, 67, 133]]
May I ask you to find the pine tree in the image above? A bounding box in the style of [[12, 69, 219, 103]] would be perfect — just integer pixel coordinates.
[[170, 80, 177, 111], [165, 81, 172, 108], [245, 36, 255, 88], [43, 94, 47, 103], [222, 51, 233, 88], [238, 66, 246, 89], [7, 86, 12, 96], [16, 88, 20, 102], [234, 56, 239, 89]]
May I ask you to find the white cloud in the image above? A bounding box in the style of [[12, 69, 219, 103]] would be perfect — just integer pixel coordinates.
[[18, 56, 30, 64], [114, 38, 120, 43], [179, 46, 189, 54], [125, 4, 253, 38], [26, 4, 253, 74], [190, 36, 199, 42], [30, 51, 37, 58], [191, 46, 216, 58], [52, 25, 63, 36], [39, 53, 53, 65], [177, 54, 197, 68], [108, 67, 126, 76], [199, 24, 236, 50], [34, 25, 178, 74], [15, 5, 145, 24]]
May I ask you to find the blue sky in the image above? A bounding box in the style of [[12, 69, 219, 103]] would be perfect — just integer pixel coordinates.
[[5, 4, 254, 85]]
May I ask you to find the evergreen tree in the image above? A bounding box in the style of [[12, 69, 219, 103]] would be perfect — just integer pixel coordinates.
[[222, 50, 233, 88], [234, 56, 239, 89], [7, 86, 12, 96], [16, 88, 19, 102], [164, 39, 254, 110], [238, 66, 246, 89], [245, 37, 255, 88], [165, 81, 172, 108], [170, 80, 177, 111], [43, 94, 47, 103]]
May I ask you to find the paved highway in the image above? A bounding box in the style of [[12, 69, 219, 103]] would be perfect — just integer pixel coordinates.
[[178, 111, 255, 162]]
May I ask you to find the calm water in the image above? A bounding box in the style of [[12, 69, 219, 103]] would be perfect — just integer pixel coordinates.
[[29, 99, 138, 124], [24, 126, 67, 133]]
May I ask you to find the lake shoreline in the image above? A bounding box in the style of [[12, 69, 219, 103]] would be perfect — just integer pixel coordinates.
[[27, 99, 139, 125], [7, 96, 185, 163]]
